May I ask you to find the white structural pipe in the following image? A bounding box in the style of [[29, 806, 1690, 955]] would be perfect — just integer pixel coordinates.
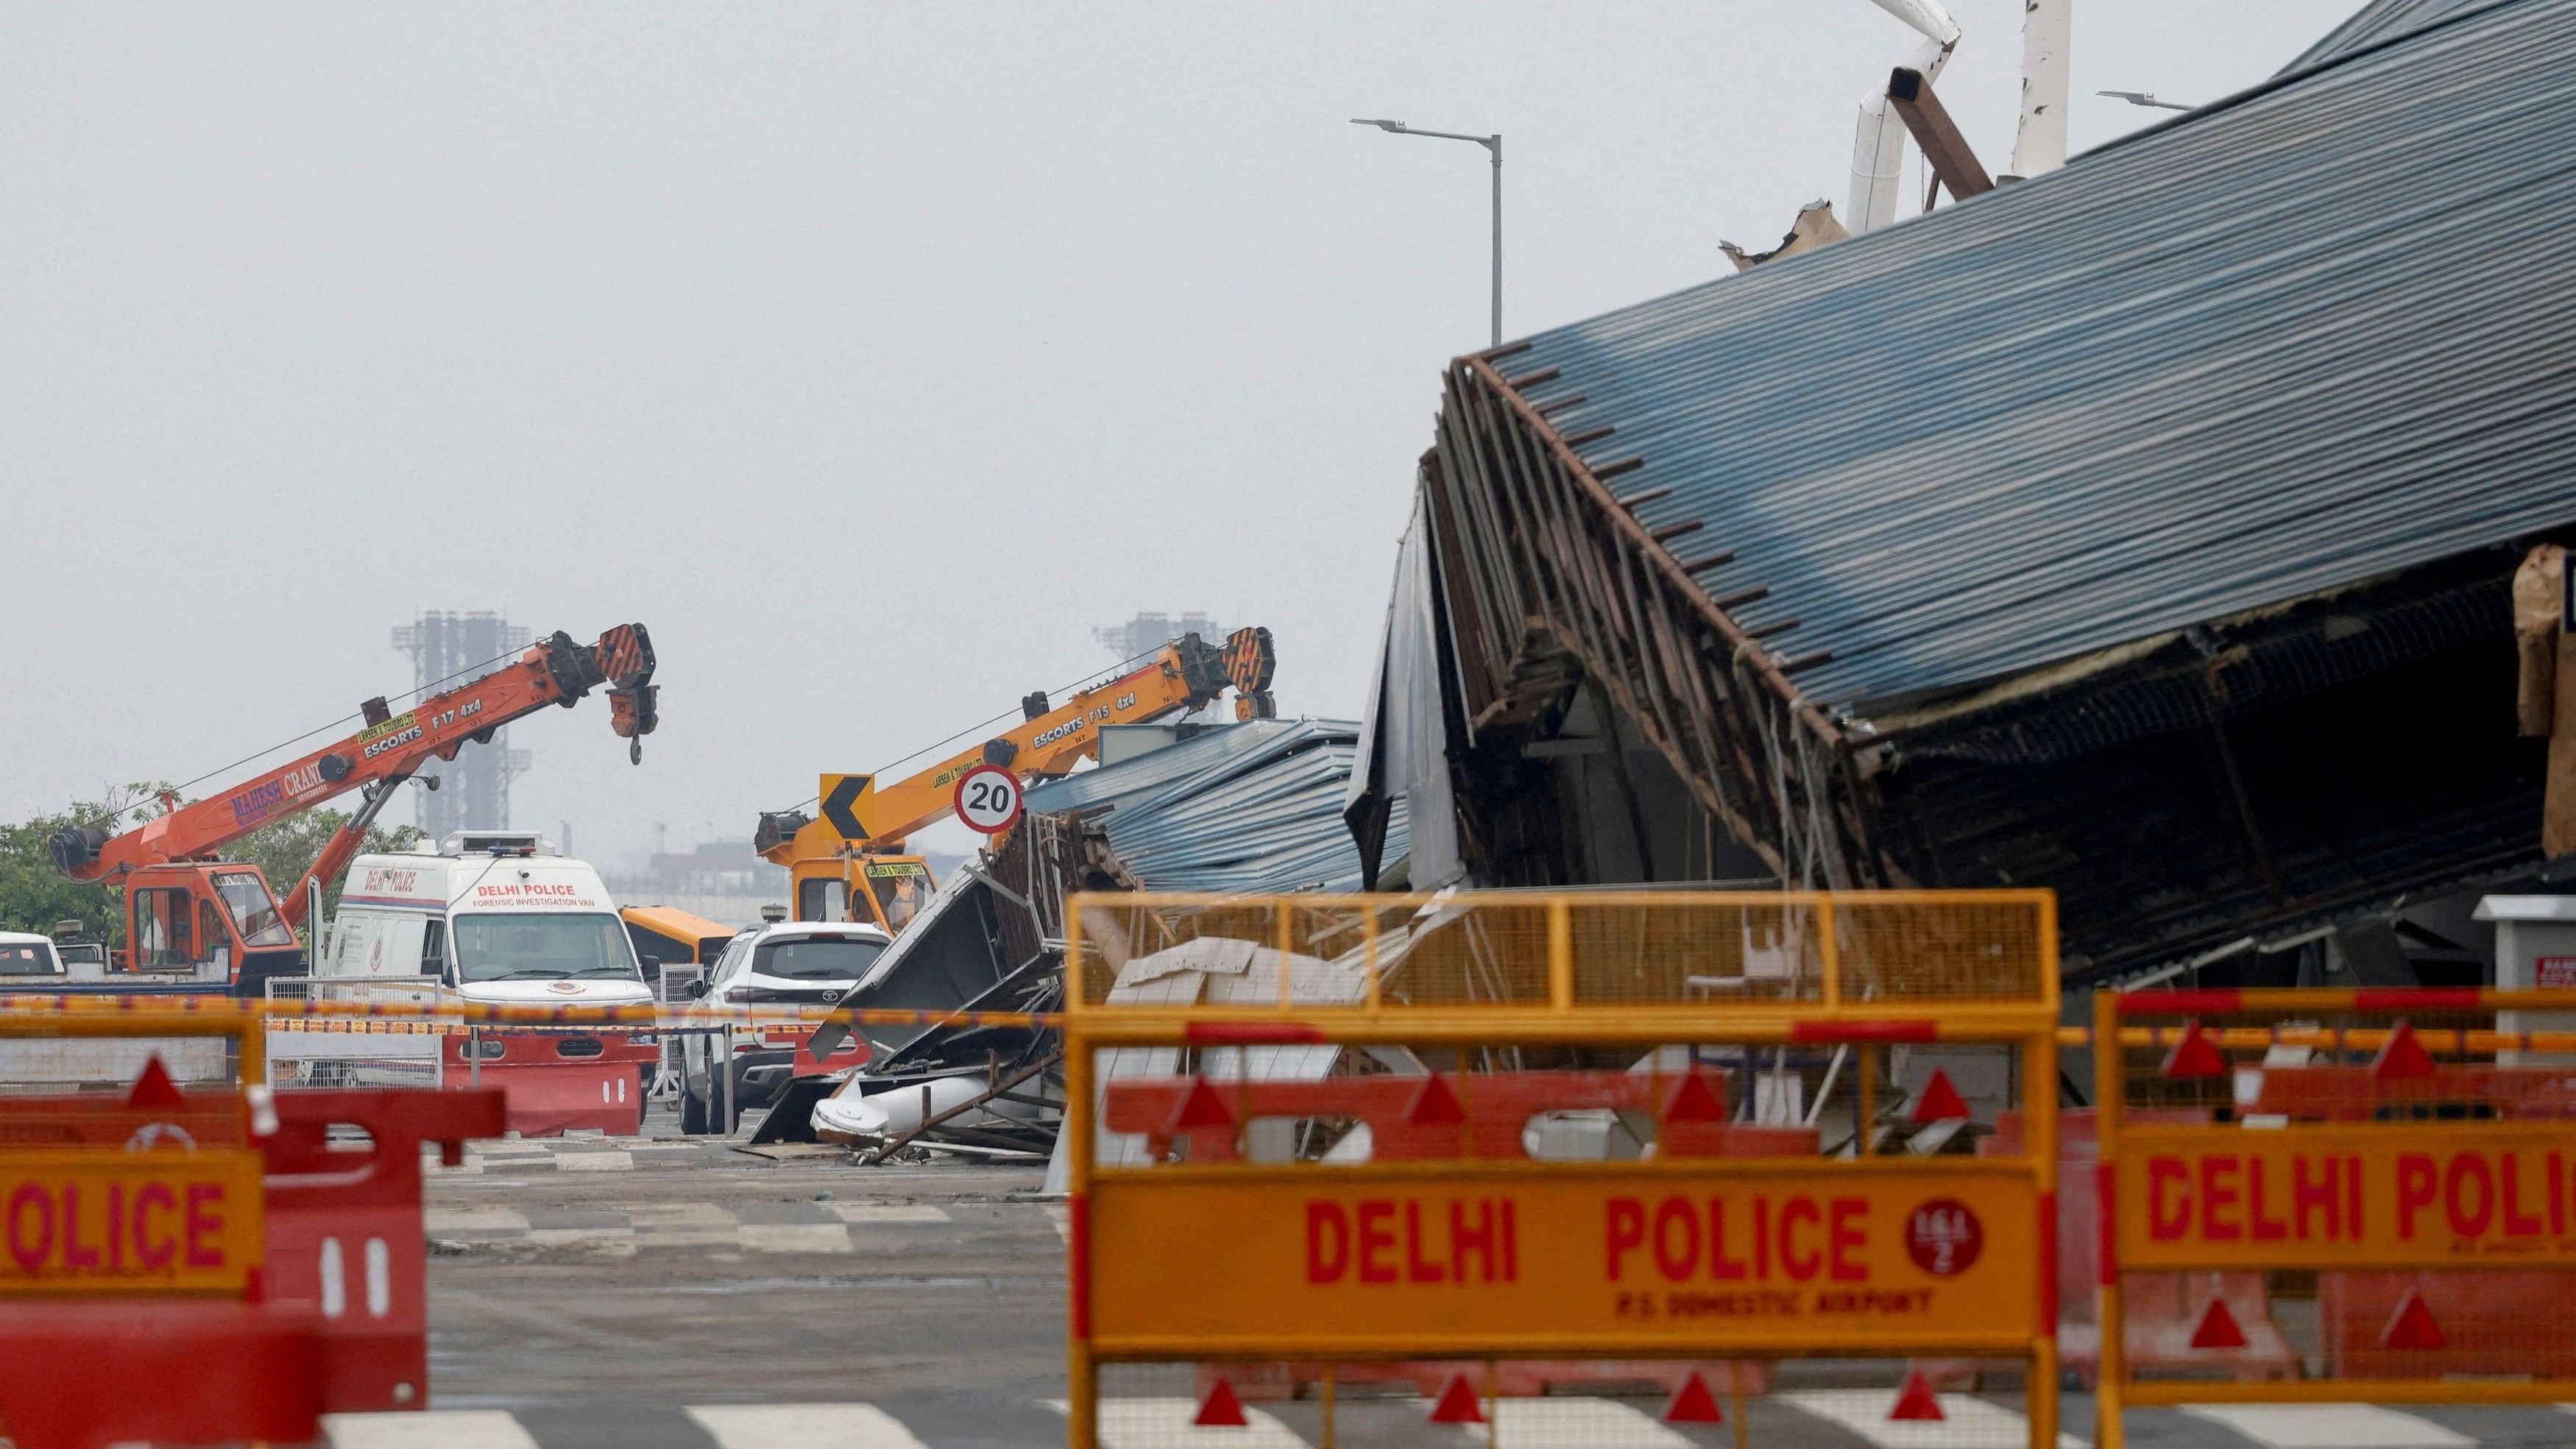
[[2010, 0, 2073, 177], [1846, 0, 1963, 232]]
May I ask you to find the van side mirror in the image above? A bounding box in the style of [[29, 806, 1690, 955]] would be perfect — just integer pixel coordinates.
[[686, 979, 710, 999]]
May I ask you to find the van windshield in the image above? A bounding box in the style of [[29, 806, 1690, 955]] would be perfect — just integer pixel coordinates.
[[751, 935, 887, 982], [452, 913, 640, 984]]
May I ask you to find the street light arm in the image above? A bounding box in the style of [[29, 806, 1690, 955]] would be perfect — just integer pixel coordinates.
[[1402, 127, 1499, 152]]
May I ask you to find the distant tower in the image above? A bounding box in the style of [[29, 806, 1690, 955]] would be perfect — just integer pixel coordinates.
[[1094, 611, 1225, 663], [390, 612, 533, 840]]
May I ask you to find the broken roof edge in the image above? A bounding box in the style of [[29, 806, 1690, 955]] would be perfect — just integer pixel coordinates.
[[2279, 0, 2526, 75], [1855, 549, 2505, 742], [1453, 352, 1848, 751], [2092, 0, 2536, 162]]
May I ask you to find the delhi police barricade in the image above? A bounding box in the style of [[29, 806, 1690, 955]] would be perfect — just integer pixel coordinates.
[[1064, 889, 2064, 1449], [0, 1004, 503, 1449], [2094, 987, 2576, 1447]]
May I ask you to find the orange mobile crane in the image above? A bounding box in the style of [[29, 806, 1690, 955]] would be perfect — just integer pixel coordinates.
[[47, 624, 659, 996], [754, 628, 1273, 929]]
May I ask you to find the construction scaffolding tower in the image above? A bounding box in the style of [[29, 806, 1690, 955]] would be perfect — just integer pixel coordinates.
[[389, 611, 533, 839]]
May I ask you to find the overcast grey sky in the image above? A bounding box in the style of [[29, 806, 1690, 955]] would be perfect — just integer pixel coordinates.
[[1, 1, 2363, 862]]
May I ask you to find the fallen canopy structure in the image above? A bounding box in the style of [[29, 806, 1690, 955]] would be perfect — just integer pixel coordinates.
[[1353, 0, 2576, 979]]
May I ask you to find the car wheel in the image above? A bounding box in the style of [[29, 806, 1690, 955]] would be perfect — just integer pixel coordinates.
[[679, 1081, 710, 1135]]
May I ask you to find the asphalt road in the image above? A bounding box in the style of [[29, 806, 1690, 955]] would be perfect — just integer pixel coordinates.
[[355, 1110, 2576, 1449]]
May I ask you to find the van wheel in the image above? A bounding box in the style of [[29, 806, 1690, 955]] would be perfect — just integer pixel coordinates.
[[679, 1083, 711, 1136]]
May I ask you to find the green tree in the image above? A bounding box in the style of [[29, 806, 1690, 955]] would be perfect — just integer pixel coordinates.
[[0, 784, 422, 948], [0, 783, 171, 945]]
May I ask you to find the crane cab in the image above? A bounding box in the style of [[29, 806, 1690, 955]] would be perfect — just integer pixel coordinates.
[[790, 852, 938, 934], [115, 862, 304, 996]]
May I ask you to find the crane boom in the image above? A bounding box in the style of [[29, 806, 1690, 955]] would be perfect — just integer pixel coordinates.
[[49, 624, 659, 935], [753, 627, 1273, 929]]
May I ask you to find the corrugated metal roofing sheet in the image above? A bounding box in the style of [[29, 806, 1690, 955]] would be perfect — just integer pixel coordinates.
[[1498, 0, 2576, 715], [1024, 718, 1406, 893], [2288, 0, 2506, 68]]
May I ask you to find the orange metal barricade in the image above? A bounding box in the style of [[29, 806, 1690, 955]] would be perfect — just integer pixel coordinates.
[[0, 1009, 503, 1445], [1064, 889, 2064, 1449], [2093, 986, 2576, 1447]]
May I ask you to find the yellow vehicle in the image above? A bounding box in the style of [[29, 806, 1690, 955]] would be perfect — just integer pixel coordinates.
[[754, 628, 1274, 930], [620, 903, 740, 977]]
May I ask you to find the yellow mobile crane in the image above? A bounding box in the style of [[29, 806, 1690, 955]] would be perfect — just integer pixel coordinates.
[[753, 628, 1275, 929]]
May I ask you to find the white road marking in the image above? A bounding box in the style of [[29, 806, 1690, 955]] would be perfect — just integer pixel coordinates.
[[1050, 1397, 1308, 1448], [325, 1409, 539, 1448], [423, 1208, 530, 1234], [828, 1203, 949, 1223], [2180, 1404, 2474, 1448], [554, 1150, 634, 1172], [522, 1227, 637, 1256], [688, 1403, 931, 1448], [1781, 1389, 2083, 1448], [740, 1223, 854, 1253], [1492, 1397, 1695, 1447]]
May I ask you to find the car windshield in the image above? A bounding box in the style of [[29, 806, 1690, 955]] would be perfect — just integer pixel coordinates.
[[452, 913, 641, 985], [751, 935, 887, 982], [0, 943, 59, 977], [213, 872, 296, 947]]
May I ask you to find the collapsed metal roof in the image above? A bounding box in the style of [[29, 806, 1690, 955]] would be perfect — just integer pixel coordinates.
[[1025, 718, 1404, 893], [1462, 0, 2576, 721], [2290, 0, 2508, 68]]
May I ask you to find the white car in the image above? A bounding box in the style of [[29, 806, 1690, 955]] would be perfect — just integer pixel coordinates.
[[0, 931, 64, 983], [676, 921, 888, 1133]]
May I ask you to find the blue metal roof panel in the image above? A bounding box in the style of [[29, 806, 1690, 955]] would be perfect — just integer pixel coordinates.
[[2288, 0, 2506, 69], [1024, 719, 1405, 894], [1503, 0, 2576, 715]]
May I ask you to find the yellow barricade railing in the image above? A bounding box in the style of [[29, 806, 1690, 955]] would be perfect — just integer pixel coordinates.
[[1064, 888, 2062, 1449], [2096, 986, 2576, 1443]]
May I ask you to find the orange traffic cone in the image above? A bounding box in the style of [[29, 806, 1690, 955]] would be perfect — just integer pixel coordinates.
[[2190, 1296, 2248, 1350], [126, 1053, 185, 1110], [1909, 1068, 1970, 1124], [1427, 1373, 1485, 1425], [1663, 1371, 1724, 1423], [2162, 1022, 2228, 1079], [1166, 1077, 1236, 1131], [2380, 1291, 2446, 1350], [1663, 1071, 1727, 1124], [1889, 1370, 1945, 1421], [1404, 1074, 1467, 1126], [1193, 1378, 1249, 1427], [2372, 1021, 2437, 1080]]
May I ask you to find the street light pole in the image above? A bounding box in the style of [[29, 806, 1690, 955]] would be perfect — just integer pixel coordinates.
[[1352, 118, 1503, 347]]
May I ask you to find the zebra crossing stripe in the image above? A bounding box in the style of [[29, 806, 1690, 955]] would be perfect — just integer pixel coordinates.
[[1779, 1389, 2083, 1448], [1488, 1396, 1696, 1446], [2179, 1405, 2474, 1448], [1052, 1396, 1309, 1448], [687, 1403, 933, 1448], [325, 1409, 540, 1448]]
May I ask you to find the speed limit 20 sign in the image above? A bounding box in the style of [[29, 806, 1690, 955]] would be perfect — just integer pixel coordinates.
[[952, 763, 1025, 835]]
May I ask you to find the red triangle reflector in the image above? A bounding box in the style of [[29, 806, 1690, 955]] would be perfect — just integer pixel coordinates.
[[126, 1054, 185, 1110], [1404, 1074, 1466, 1127], [1889, 1371, 1945, 1421], [2162, 1022, 2228, 1079], [1427, 1373, 1485, 1424], [1167, 1078, 1235, 1132], [2373, 1021, 2437, 1080], [1663, 1071, 1727, 1124], [1663, 1371, 1724, 1423], [1909, 1068, 1970, 1124], [2190, 1296, 2248, 1349], [2381, 1291, 2447, 1350], [1193, 1377, 1248, 1427]]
